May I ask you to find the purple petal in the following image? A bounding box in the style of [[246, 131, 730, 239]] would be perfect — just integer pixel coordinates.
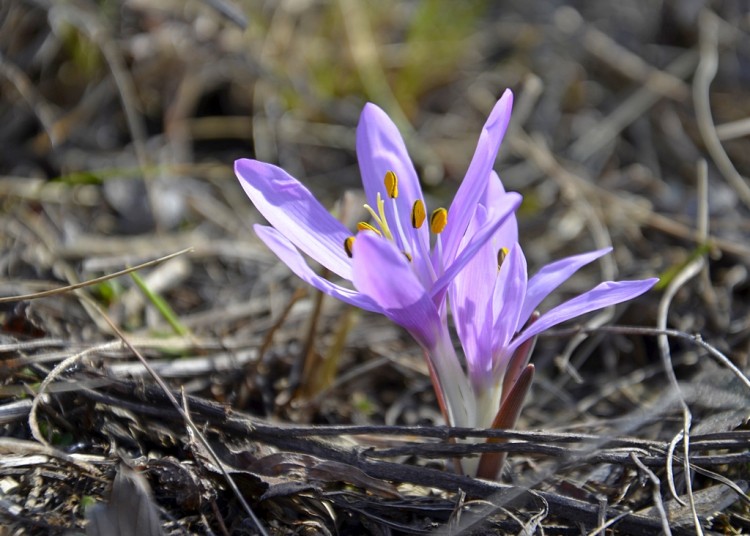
[[448, 175, 518, 347], [482, 171, 518, 248], [519, 248, 612, 325], [509, 278, 659, 352], [491, 244, 528, 355], [356, 104, 429, 255], [449, 205, 495, 378], [254, 225, 381, 313], [351, 232, 442, 349], [442, 90, 514, 265], [236, 159, 353, 280], [431, 191, 522, 304]]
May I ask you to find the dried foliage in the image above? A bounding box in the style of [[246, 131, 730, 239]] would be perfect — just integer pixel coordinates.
[[0, 0, 749, 534]]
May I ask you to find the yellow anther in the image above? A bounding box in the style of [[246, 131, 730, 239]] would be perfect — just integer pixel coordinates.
[[403, 251, 413, 262], [384, 171, 398, 199], [411, 200, 426, 229], [357, 221, 382, 235], [344, 236, 355, 258], [497, 247, 509, 269], [430, 208, 448, 234]]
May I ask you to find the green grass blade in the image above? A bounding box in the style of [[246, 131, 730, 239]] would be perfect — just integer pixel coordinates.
[[129, 270, 190, 337]]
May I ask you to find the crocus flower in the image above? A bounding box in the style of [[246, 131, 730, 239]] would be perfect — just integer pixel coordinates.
[[235, 90, 521, 430], [450, 172, 659, 478]]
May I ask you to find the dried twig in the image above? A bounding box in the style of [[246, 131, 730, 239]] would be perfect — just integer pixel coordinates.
[[693, 11, 750, 209]]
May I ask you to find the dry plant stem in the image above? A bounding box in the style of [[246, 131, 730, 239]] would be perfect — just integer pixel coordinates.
[[0, 248, 192, 304], [586, 511, 633, 536], [581, 22, 690, 101], [569, 49, 698, 161], [514, 128, 750, 260], [694, 11, 750, 210], [319, 306, 359, 391], [476, 364, 535, 481], [297, 281, 327, 399], [630, 452, 672, 535], [555, 325, 750, 391], [688, 465, 750, 505], [505, 74, 543, 136], [715, 117, 750, 141], [29, 341, 121, 447], [365, 442, 750, 467], [0, 437, 101, 478], [208, 501, 231, 536], [0, 50, 58, 145], [307, 354, 391, 407], [657, 160, 709, 535], [200, 0, 248, 28]]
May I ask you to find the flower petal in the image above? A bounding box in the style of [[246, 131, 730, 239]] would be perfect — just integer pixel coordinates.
[[519, 248, 612, 325], [236, 159, 353, 280], [449, 205, 495, 380], [490, 244, 528, 363], [442, 90, 514, 265], [351, 231, 441, 349], [431, 191, 522, 304], [356, 103, 429, 255], [510, 278, 659, 352], [254, 225, 381, 313], [449, 175, 518, 358], [482, 171, 518, 247]]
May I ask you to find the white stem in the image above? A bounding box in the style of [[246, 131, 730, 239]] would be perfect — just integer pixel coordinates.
[[429, 328, 475, 429]]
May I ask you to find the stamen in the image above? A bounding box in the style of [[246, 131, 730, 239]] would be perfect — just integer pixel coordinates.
[[363, 193, 393, 240], [403, 251, 413, 262], [357, 222, 382, 235], [412, 218, 437, 283], [389, 197, 411, 256], [344, 236, 355, 258], [411, 200, 426, 228], [361, 184, 415, 264], [380, 172, 410, 254], [497, 247, 509, 270], [430, 208, 448, 234], [384, 171, 398, 199], [410, 198, 435, 282], [435, 234, 444, 275], [363, 204, 381, 227]]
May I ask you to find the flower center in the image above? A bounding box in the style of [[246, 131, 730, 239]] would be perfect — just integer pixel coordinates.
[[342, 171, 448, 275]]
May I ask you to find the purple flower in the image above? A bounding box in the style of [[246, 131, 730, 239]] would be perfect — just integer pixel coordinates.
[[235, 88, 659, 481], [450, 172, 658, 477], [235, 90, 520, 428]]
